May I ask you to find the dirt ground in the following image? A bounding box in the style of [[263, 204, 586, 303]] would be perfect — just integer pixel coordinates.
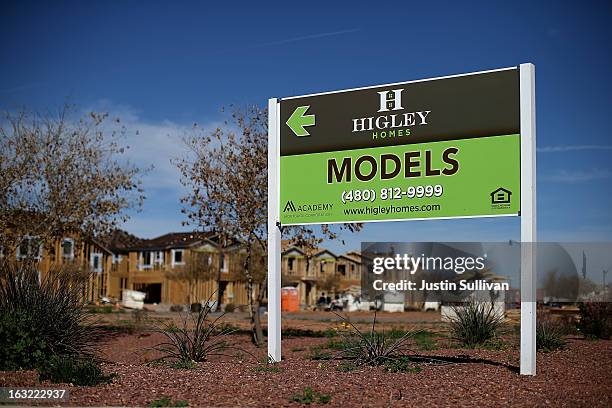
[[93, 309, 447, 334], [1, 314, 611, 407]]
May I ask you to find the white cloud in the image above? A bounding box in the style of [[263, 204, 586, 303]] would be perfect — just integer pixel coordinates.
[[83, 102, 223, 237], [84, 102, 225, 188], [541, 168, 612, 183], [122, 213, 191, 239], [97, 106, 221, 191], [538, 145, 612, 153], [253, 29, 360, 48]]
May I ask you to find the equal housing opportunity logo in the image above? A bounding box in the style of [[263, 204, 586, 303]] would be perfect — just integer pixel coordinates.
[[490, 187, 512, 209]]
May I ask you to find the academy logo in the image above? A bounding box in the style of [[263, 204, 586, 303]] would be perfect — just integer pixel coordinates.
[[283, 200, 333, 214], [283, 200, 297, 212]]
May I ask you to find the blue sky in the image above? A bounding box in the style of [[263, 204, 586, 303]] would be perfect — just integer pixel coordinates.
[[1, 0, 611, 254]]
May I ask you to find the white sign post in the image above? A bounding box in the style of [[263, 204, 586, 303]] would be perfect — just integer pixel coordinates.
[[267, 98, 282, 362], [268, 64, 537, 374], [519, 63, 537, 375]]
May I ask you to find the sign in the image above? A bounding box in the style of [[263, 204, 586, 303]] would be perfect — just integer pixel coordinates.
[[268, 65, 536, 376], [279, 68, 521, 225]]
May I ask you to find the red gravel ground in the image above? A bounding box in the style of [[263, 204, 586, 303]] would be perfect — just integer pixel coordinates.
[[1, 331, 611, 407]]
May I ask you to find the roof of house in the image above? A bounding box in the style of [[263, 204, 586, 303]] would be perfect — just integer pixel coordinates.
[[338, 254, 362, 264], [281, 239, 343, 258], [90, 239, 114, 255], [282, 246, 305, 256], [99, 230, 217, 252], [98, 229, 146, 253], [281, 240, 298, 252], [314, 248, 337, 258], [134, 231, 217, 251]]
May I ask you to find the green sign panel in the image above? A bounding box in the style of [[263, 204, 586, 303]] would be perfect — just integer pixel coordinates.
[[279, 69, 521, 225]]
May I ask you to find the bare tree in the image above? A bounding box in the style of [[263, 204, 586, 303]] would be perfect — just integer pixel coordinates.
[[231, 243, 267, 337], [174, 106, 361, 346], [0, 105, 146, 253], [317, 272, 342, 295], [165, 249, 218, 306]]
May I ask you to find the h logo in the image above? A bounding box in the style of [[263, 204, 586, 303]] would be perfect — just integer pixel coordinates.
[[377, 89, 403, 112]]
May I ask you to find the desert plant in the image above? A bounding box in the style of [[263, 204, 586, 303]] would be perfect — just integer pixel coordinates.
[[307, 345, 333, 361], [281, 328, 336, 338], [331, 312, 416, 366], [577, 302, 611, 339], [536, 319, 566, 352], [168, 359, 198, 369], [88, 305, 114, 314], [413, 330, 438, 351], [325, 336, 348, 350], [335, 362, 357, 372], [0, 260, 99, 370], [447, 301, 504, 347], [290, 387, 331, 405], [383, 356, 422, 373], [170, 305, 184, 313], [38, 355, 114, 386], [150, 293, 243, 365], [252, 357, 283, 373], [477, 338, 509, 350], [131, 308, 149, 331], [0, 310, 50, 370], [149, 397, 189, 407]]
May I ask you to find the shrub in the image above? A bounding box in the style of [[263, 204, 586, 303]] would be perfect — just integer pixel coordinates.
[[0, 311, 50, 370], [413, 330, 438, 351], [214, 322, 241, 335], [307, 345, 333, 361], [335, 362, 356, 372], [149, 397, 189, 407], [331, 312, 415, 366], [169, 305, 184, 313], [536, 319, 566, 352], [150, 293, 243, 366], [325, 336, 349, 350], [577, 302, 611, 339], [38, 355, 114, 386], [131, 309, 149, 331], [281, 328, 336, 338], [447, 301, 504, 347], [224, 303, 236, 313], [102, 321, 137, 335], [252, 355, 283, 372], [383, 356, 422, 373], [168, 359, 198, 369], [88, 305, 113, 314], [252, 364, 282, 373], [0, 260, 99, 370], [290, 387, 331, 405], [386, 327, 413, 339], [478, 338, 508, 350]]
